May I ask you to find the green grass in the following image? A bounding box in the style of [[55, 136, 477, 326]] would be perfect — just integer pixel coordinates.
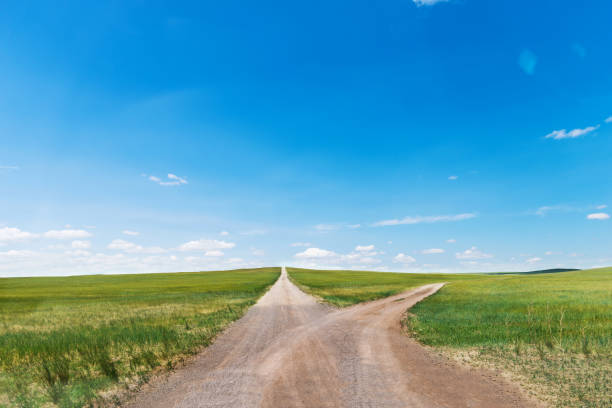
[[288, 267, 612, 407], [0, 267, 280, 408]]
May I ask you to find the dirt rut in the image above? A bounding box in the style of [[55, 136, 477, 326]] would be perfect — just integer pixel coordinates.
[[126, 267, 537, 408]]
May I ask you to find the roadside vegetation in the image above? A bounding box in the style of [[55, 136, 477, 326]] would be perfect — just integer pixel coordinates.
[[0, 267, 280, 408], [288, 267, 612, 408]]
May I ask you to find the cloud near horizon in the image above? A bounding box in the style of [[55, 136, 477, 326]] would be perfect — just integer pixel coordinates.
[[373, 213, 476, 227], [455, 247, 493, 260], [294, 246, 382, 267]]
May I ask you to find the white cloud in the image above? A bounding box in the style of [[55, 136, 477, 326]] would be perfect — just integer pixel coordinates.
[[204, 250, 224, 257], [605, 116, 612, 123], [0, 227, 38, 242], [355, 245, 375, 252], [122, 230, 140, 236], [347, 224, 361, 229], [293, 247, 382, 267], [394, 253, 416, 264], [0, 249, 37, 259], [291, 242, 312, 247], [448, 175, 458, 180], [422, 248, 445, 254], [518, 49, 537, 75], [71, 240, 91, 249], [220, 231, 229, 236], [545, 125, 599, 140], [447, 238, 456, 243], [44, 229, 92, 239], [65, 249, 91, 257], [373, 213, 476, 227], [595, 204, 607, 210], [251, 248, 265, 256], [587, 212, 610, 220], [456, 247, 493, 260], [413, 0, 449, 6], [178, 239, 236, 251], [148, 173, 188, 186], [295, 247, 338, 259], [526, 257, 542, 264], [107, 239, 166, 254]]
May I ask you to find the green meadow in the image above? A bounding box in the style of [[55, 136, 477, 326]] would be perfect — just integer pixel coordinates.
[[288, 267, 612, 408], [0, 268, 280, 408]]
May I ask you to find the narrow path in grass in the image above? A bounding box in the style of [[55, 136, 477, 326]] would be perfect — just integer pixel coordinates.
[[127, 267, 539, 408]]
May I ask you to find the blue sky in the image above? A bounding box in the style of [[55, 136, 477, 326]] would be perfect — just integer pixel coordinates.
[[1, 0, 611, 276]]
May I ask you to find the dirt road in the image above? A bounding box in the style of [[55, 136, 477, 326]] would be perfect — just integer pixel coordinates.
[[127, 267, 537, 408]]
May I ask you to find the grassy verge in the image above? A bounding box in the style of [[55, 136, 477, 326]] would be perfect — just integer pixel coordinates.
[[0, 267, 280, 408], [287, 267, 612, 407]]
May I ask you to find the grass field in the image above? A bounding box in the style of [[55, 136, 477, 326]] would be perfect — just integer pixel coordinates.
[[0, 267, 280, 408], [288, 267, 612, 408]]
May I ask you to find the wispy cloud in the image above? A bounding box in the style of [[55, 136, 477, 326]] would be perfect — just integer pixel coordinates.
[[147, 173, 188, 186], [122, 230, 140, 236], [535, 205, 569, 216], [526, 257, 542, 264], [518, 49, 537, 75], [413, 0, 449, 6], [605, 116, 612, 123], [291, 242, 312, 247], [108, 239, 166, 254], [373, 213, 476, 227], [456, 247, 493, 260], [422, 248, 444, 254], [314, 224, 341, 231], [545, 125, 599, 140], [239, 229, 267, 236], [448, 175, 458, 180], [355, 245, 375, 252], [0, 165, 20, 172]]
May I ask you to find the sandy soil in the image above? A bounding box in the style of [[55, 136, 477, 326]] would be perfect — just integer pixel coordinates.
[[126, 267, 538, 408]]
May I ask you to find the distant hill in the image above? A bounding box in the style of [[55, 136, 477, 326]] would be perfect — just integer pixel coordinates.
[[489, 268, 581, 276], [525, 268, 580, 274]]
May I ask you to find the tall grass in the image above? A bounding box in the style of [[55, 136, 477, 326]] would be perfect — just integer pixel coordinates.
[[0, 268, 280, 408], [288, 267, 612, 407]]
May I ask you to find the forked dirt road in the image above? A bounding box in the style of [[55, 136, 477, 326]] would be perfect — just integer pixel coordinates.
[[127, 267, 537, 408]]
